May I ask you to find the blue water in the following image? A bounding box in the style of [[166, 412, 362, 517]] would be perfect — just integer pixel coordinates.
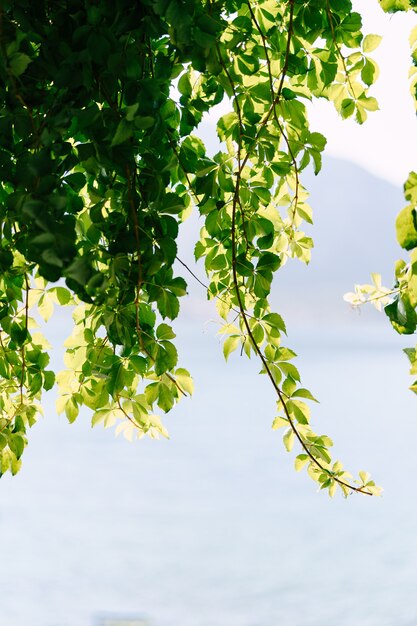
[[1, 320, 417, 626]]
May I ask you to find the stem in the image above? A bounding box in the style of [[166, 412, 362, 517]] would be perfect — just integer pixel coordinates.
[[325, 0, 358, 99], [125, 164, 144, 353], [224, 1, 372, 496]]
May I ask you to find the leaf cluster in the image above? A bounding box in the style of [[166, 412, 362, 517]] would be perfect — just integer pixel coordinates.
[[0, 0, 383, 495], [350, 3, 417, 398]]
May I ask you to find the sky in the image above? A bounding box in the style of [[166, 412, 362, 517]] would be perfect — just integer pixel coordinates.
[[308, 1, 417, 186]]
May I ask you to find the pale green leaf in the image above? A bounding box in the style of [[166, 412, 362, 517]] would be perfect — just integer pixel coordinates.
[[292, 388, 318, 402], [294, 454, 309, 471], [175, 368, 194, 395], [283, 428, 295, 452], [359, 470, 370, 484], [272, 415, 288, 430], [362, 34, 382, 53], [38, 293, 54, 322], [223, 335, 240, 361]]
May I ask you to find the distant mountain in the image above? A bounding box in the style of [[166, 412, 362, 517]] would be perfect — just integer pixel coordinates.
[[290, 156, 401, 288], [176, 156, 405, 332], [272, 157, 404, 330]]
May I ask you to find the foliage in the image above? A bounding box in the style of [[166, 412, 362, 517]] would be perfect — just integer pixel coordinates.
[[0, 0, 387, 496], [345, 4, 417, 398]]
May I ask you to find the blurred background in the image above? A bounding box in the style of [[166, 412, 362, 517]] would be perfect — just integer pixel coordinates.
[[1, 3, 417, 626]]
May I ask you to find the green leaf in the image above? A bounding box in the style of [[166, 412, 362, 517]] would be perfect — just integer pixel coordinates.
[[157, 383, 175, 412], [263, 313, 286, 334], [10, 322, 28, 347], [292, 388, 318, 402], [254, 271, 272, 298], [10, 455, 22, 476], [328, 481, 337, 497], [340, 99, 355, 119], [178, 73, 192, 96], [359, 470, 370, 484], [311, 445, 331, 464], [155, 341, 178, 375], [145, 383, 159, 406], [294, 454, 309, 471], [157, 291, 180, 320], [107, 361, 133, 396], [0, 433, 7, 450], [134, 116, 155, 130], [92, 409, 110, 427], [124, 103, 139, 121], [357, 96, 379, 112], [362, 34, 382, 53], [53, 287, 72, 305], [139, 303, 156, 328], [217, 111, 239, 141], [64, 172, 86, 191], [282, 87, 297, 100], [308, 132, 327, 151], [111, 119, 133, 146], [282, 376, 297, 397], [257, 252, 281, 272], [385, 295, 417, 334], [283, 428, 295, 452], [404, 347, 416, 364], [223, 335, 239, 361], [237, 53, 259, 75], [29, 372, 43, 395], [129, 355, 148, 375], [38, 293, 54, 322], [379, 0, 410, 12], [289, 399, 311, 424], [64, 397, 79, 423], [168, 277, 187, 297], [211, 254, 227, 270], [9, 434, 25, 460], [361, 59, 376, 86], [175, 368, 194, 395], [43, 370, 56, 391], [235, 255, 254, 277], [9, 52, 32, 77], [278, 362, 300, 381], [404, 171, 417, 204], [396, 205, 417, 250], [156, 323, 176, 341], [272, 416, 288, 430]]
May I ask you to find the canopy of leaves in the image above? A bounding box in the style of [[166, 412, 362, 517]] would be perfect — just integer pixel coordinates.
[[0, 0, 390, 496]]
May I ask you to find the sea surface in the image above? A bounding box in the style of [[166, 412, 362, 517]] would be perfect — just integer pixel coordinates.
[[1, 319, 417, 626]]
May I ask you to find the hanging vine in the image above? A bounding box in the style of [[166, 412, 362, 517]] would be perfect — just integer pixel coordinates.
[[345, 1, 417, 397], [0, 0, 389, 495]]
